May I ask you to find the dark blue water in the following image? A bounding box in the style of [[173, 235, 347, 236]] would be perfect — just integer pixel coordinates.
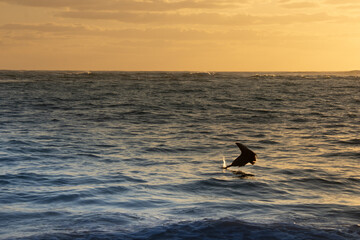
[[0, 71, 359, 239]]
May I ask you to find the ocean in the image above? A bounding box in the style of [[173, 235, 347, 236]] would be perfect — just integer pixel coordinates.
[[0, 70, 359, 239]]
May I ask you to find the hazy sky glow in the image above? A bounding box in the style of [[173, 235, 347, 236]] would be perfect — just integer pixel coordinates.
[[1, 0, 360, 71]]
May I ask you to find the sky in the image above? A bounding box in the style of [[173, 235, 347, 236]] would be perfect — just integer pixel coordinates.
[[0, 0, 359, 71]]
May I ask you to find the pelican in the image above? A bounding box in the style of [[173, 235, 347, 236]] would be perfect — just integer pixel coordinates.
[[223, 143, 256, 169]]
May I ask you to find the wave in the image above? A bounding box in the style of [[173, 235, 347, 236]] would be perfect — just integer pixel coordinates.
[[8, 218, 359, 240], [128, 218, 360, 240], [1, 71, 359, 240], [336, 138, 360, 145]]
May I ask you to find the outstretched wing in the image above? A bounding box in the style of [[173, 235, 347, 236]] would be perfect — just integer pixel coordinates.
[[230, 154, 250, 167], [236, 143, 250, 153], [228, 142, 257, 167]]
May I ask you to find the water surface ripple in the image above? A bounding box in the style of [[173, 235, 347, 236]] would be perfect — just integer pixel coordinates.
[[0, 71, 359, 239]]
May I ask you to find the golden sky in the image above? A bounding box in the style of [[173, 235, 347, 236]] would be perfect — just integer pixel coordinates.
[[0, 0, 359, 71]]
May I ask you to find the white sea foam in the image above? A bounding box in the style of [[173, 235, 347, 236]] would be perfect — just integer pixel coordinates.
[[222, 156, 227, 168]]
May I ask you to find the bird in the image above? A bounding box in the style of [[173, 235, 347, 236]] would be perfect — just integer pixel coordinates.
[[223, 143, 257, 169]]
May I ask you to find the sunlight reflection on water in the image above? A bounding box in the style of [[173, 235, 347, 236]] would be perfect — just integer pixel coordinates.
[[0, 71, 359, 239]]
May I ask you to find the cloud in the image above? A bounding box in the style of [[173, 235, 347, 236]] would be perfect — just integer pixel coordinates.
[[0, 0, 343, 26], [0, 22, 312, 44], [337, 4, 360, 9], [279, 1, 318, 9], [325, 0, 360, 4], [0, 22, 258, 41], [324, 0, 360, 11], [0, 23, 98, 44], [0, 0, 245, 11], [0, 23, 93, 33], [56, 10, 338, 26]]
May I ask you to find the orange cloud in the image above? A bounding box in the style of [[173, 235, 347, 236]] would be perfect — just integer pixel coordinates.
[[0, 23, 92, 33], [57, 11, 337, 26], [0, 0, 245, 11], [0, 22, 273, 42], [326, 0, 360, 4], [1, 0, 360, 71], [279, 2, 318, 9]]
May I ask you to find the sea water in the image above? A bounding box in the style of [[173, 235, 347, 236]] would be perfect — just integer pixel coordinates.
[[0, 71, 359, 239]]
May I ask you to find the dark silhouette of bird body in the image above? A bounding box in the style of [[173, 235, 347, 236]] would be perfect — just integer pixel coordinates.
[[224, 143, 256, 169]]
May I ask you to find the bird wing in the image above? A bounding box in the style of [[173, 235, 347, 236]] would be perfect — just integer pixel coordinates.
[[230, 155, 249, 167], [236, 143, 248, 153], [228, 143, 257, 167]]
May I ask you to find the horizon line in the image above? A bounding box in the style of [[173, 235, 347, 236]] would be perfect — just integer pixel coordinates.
[[1, 69, 359, 73]]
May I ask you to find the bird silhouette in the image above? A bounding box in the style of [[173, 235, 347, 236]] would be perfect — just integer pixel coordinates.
[[223, 143, 257, 169]]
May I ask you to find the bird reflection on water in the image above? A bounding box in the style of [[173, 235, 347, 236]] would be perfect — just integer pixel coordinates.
[[232, 170, 255, 179]]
